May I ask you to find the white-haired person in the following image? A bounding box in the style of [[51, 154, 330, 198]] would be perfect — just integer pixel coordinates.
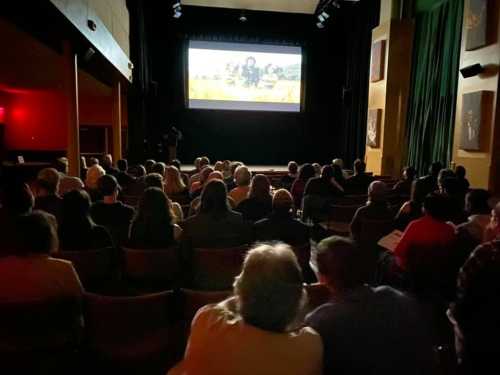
[[33, 168, 63, 223], [85, 164, 106, 202], [228, 165, 252, 206], [168, 243, 323, 375]]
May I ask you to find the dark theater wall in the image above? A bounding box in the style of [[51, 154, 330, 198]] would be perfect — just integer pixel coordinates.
[[130, 0, 380, 166]]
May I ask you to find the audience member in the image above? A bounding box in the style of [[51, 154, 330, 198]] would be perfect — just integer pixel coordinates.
[[281, 161, 298, 191], [332, 158, 349, 179], [189, 156, 210, 187], [34, 168, 63, 223], [306, 236, 435, 375], [214, 161, 225, 173], [0, 210, 83, 307], [169, 243, 322, 375], [145, 159, 156, 174], [0, 183, 34, 252], [350, 181, 394, 249], [345, 159, 374, 194], [302, 165, 343, 222], [58, 190, 113, 251], [454, 189, 492, 272], [394, 193, 457, 297], [454, 165, 470, 194], [331, 164, 346, 189], [312, 163, 321, 177], [448, 240, 500, 373], [440, 176, 468, 224], [171, 159, 190, 186], [224, 161, 243, 191], [395, 180, 425, 231], [484, 202, 500, 242], [164, 165, 189, 198], [90, 175, 135, 246], [102, 154, 118, 176], [392, 166, 416, 197], [116, 159, 135, 188], [412, 162, 442, 204], [181, 180, 252, 249], [255, 189, 310, 245], [129, 187, 182, 249], [88, 157, 99, 167], [228, 165, 252, 206], [236, 174, 273, 222], [85, 164, 106, 201], [190, 166, 214, 198], [188, 171, 232, 217], [291, 163, 316, 209], [151, 162, 167, 179], [143, 173, 184, 223], [54, 156, 79, 196]]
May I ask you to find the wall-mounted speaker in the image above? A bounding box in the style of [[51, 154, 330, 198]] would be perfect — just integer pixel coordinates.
[[460, 63, 484, 78]]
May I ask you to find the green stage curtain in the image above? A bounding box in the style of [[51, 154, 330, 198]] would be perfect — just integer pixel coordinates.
[[406, 0, 463, 174]]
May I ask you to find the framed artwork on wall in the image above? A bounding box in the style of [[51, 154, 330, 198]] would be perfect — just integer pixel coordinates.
[[465, 0, 491, 50], [460, 91, 492, 151], [366, 109, 382, 148], [370, 40, 386, 82]]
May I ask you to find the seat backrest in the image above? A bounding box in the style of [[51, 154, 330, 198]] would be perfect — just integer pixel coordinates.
[[304, 283, 331, 314], [83, 291, 173, 360], [329, 204, 361, 223], [55, 247, 113, 286], [123, 247, 180, 284], [192, 246, 248, 290], [0, 297, 81, 354]]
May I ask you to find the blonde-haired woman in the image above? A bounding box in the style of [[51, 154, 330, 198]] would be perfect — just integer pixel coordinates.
[[169, 243, 323, 375], [164, 166, 188, 197]]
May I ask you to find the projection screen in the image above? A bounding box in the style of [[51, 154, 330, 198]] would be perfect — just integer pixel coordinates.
[[188, 41, 303, 112]]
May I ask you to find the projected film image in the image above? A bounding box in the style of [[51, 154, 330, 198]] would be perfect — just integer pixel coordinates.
[[188, 42, 303, 112]]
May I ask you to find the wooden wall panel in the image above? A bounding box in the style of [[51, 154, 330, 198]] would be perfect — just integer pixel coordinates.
[[452, 0, 500, 191]]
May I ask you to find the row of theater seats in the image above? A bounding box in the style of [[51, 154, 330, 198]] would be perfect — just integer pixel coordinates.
[[54, 243, 314, 293], [0, 284, 330, 374]]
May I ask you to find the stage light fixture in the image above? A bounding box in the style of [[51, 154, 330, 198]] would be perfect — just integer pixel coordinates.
[[172, 1, 182, 18], [316, 21, 325, 29]]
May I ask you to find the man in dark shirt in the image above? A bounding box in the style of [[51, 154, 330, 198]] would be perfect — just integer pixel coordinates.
[[255, 189, 310, 245], [280, 161, 298, 191], [101, 154, 119, 176], [392, 166, 416, 197], [115, 159, 135, 189], [306, 236, 436, 375], [34, 168, 63, 223], [302, 165, 343, 223], [90, 175, 135, 246], [345, 159, 374, 194], [412, 161, 442, 204]]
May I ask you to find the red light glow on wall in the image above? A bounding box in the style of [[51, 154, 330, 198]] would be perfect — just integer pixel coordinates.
[[0, 106, 5, 123]]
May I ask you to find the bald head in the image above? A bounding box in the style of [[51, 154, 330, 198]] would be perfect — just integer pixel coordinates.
[[208, 171, 224, 182], [368, 181, 387, 202]]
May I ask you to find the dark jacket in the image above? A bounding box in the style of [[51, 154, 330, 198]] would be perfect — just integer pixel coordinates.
[[181, 210, 253, 249], [255, 212, 310, 245], [90, 201, 135, 246]]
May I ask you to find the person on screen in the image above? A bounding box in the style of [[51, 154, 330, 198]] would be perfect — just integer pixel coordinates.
[[242, 56, 260, 87]]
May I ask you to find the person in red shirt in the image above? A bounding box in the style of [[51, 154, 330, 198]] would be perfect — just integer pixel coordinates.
[[394, 193, 459, 299]]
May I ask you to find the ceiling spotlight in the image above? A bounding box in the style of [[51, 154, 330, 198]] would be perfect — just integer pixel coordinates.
[[239, 10, 248, 22], [173, 9, 182, 18], [172, 1, 182, 18], [172, 1, 181, 9], [332, 1, 341, 8], [316, 21, 325, 29], [318, 11, 330, 22]]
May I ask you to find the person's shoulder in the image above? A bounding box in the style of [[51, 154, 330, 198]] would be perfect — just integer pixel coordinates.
[[47, 256, 77, 272], [305, 301, 337, 326], [373, 285, 412, 301]]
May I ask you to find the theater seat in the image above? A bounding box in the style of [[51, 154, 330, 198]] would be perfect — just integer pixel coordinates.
[[322, 204, 361, 235], [192, 245, 248, 291], [54, 247, 113, 289], [0, 297, 81, 372], [173, 288, 232, 361], [123, 247, 181, 291], [83, 291, 174, 372]]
